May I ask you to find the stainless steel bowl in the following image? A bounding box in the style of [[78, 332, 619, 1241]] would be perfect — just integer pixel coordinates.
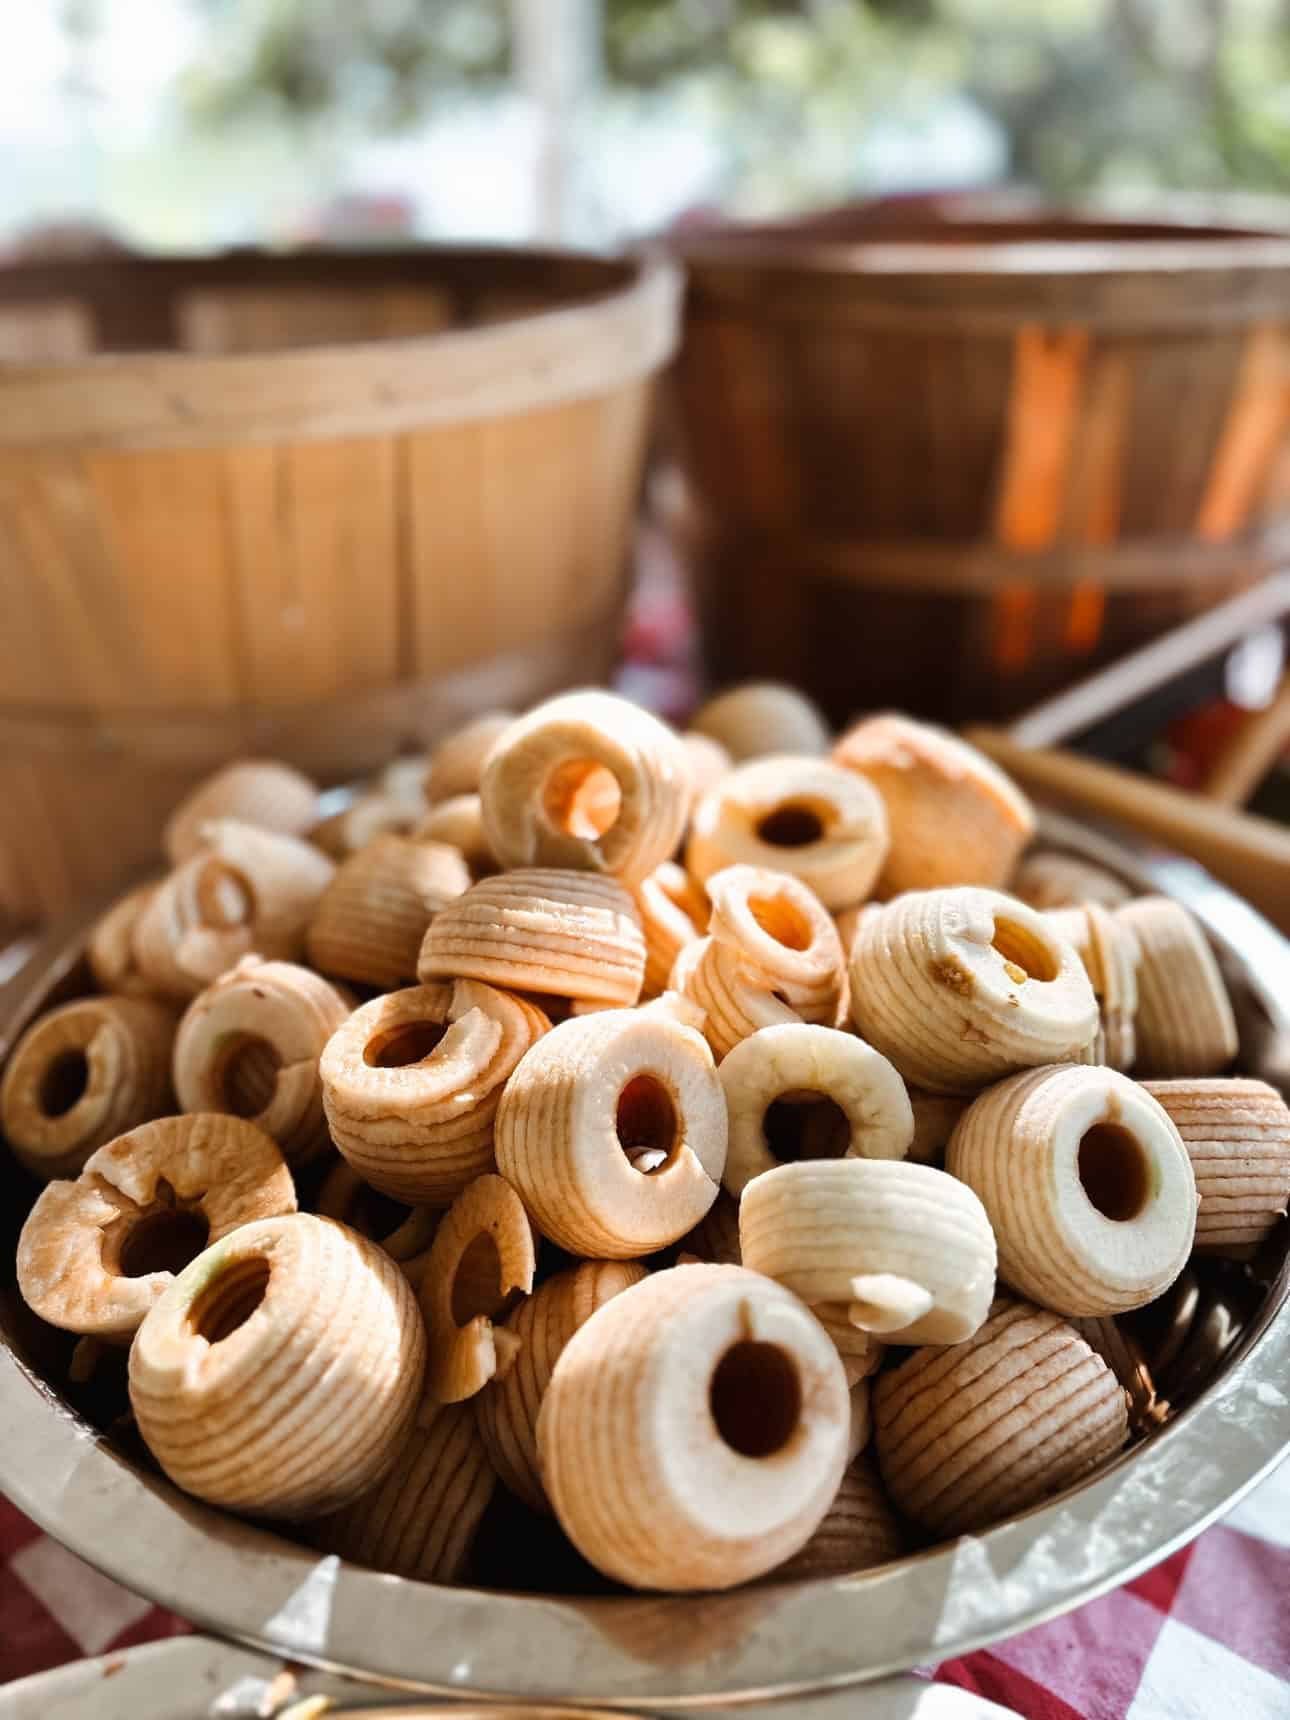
[[1, 815, 1288, 1707], [0, 1638, 1015, 1720]]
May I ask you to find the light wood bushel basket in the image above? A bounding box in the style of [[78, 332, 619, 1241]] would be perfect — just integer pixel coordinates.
[[0, 246, 680, 934]]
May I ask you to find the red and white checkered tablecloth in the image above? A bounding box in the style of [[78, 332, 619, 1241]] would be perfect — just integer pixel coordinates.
[[3, 1459, 1290, 1717]]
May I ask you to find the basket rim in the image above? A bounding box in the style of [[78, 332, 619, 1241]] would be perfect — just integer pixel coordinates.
[[1, 816, 1288, 1704], [672, 212, 1290, 280], [0, 246, 681, 450], [0, 241, 652, 349], [671, 214, 1290, 331]]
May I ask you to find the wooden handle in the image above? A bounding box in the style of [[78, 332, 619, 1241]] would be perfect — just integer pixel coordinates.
[[1202, 676, 1290, 807], [967, 727, 1290, 936]]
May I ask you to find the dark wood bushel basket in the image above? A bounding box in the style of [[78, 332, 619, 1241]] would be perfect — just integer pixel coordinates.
[[667, 212, 1290, 727]]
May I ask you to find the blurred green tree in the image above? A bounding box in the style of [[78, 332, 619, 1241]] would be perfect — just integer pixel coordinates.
[[184, 0, 511, 129], [177, 0, 1290, 199]]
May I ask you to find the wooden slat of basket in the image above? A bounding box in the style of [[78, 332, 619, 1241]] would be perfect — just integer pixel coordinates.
[[871, 333, 939, 535], [178, 285, 454, 354], [774, 322, 847, 531], [832, 325, 891, 531], [0, 463, 62, 706], [994, 324, 1089, 553], [403, 418, 501, 676], [0, 450, 140, 710], [544, 394, 634, 635], [1115, 329, 1240, 536], [1261, 444, 1290, 527], [221, 445, 286, 697], [0, 302, 93, 361], [493, 401, 615, 652], [281, 438, 403, 692], [482, 414, 576, 657], [710, 316, 799, 529], [402, 388, 648, 682], [1061, 344, 1131, 546], [1196, 324, 1290, 541], [222, 439, 407, 704], [922, 333, 1016, 538], [1055, 345, 1133, 660], [987, 323, 1090, 680], [0, 756, 91, 923], [87, 448, 241, 709], [583, 383, 652, 612], [669, 318, 733, 516]]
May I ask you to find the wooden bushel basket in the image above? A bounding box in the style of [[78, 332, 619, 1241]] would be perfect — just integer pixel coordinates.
[[0, 247, 680, 933], [668, 213, 1290, 728]]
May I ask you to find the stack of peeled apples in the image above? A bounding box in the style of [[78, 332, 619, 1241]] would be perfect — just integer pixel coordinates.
[[4, 683, 1289, 1594]]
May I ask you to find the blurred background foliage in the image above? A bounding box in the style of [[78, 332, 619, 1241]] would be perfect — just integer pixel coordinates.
[[178, 0, 1290, 197], [31, 1, 1290, 248]]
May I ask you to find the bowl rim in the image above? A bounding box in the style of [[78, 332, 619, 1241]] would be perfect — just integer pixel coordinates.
[[0, 1634, 1003, 1720], [1, 818, 1289, 1706]]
